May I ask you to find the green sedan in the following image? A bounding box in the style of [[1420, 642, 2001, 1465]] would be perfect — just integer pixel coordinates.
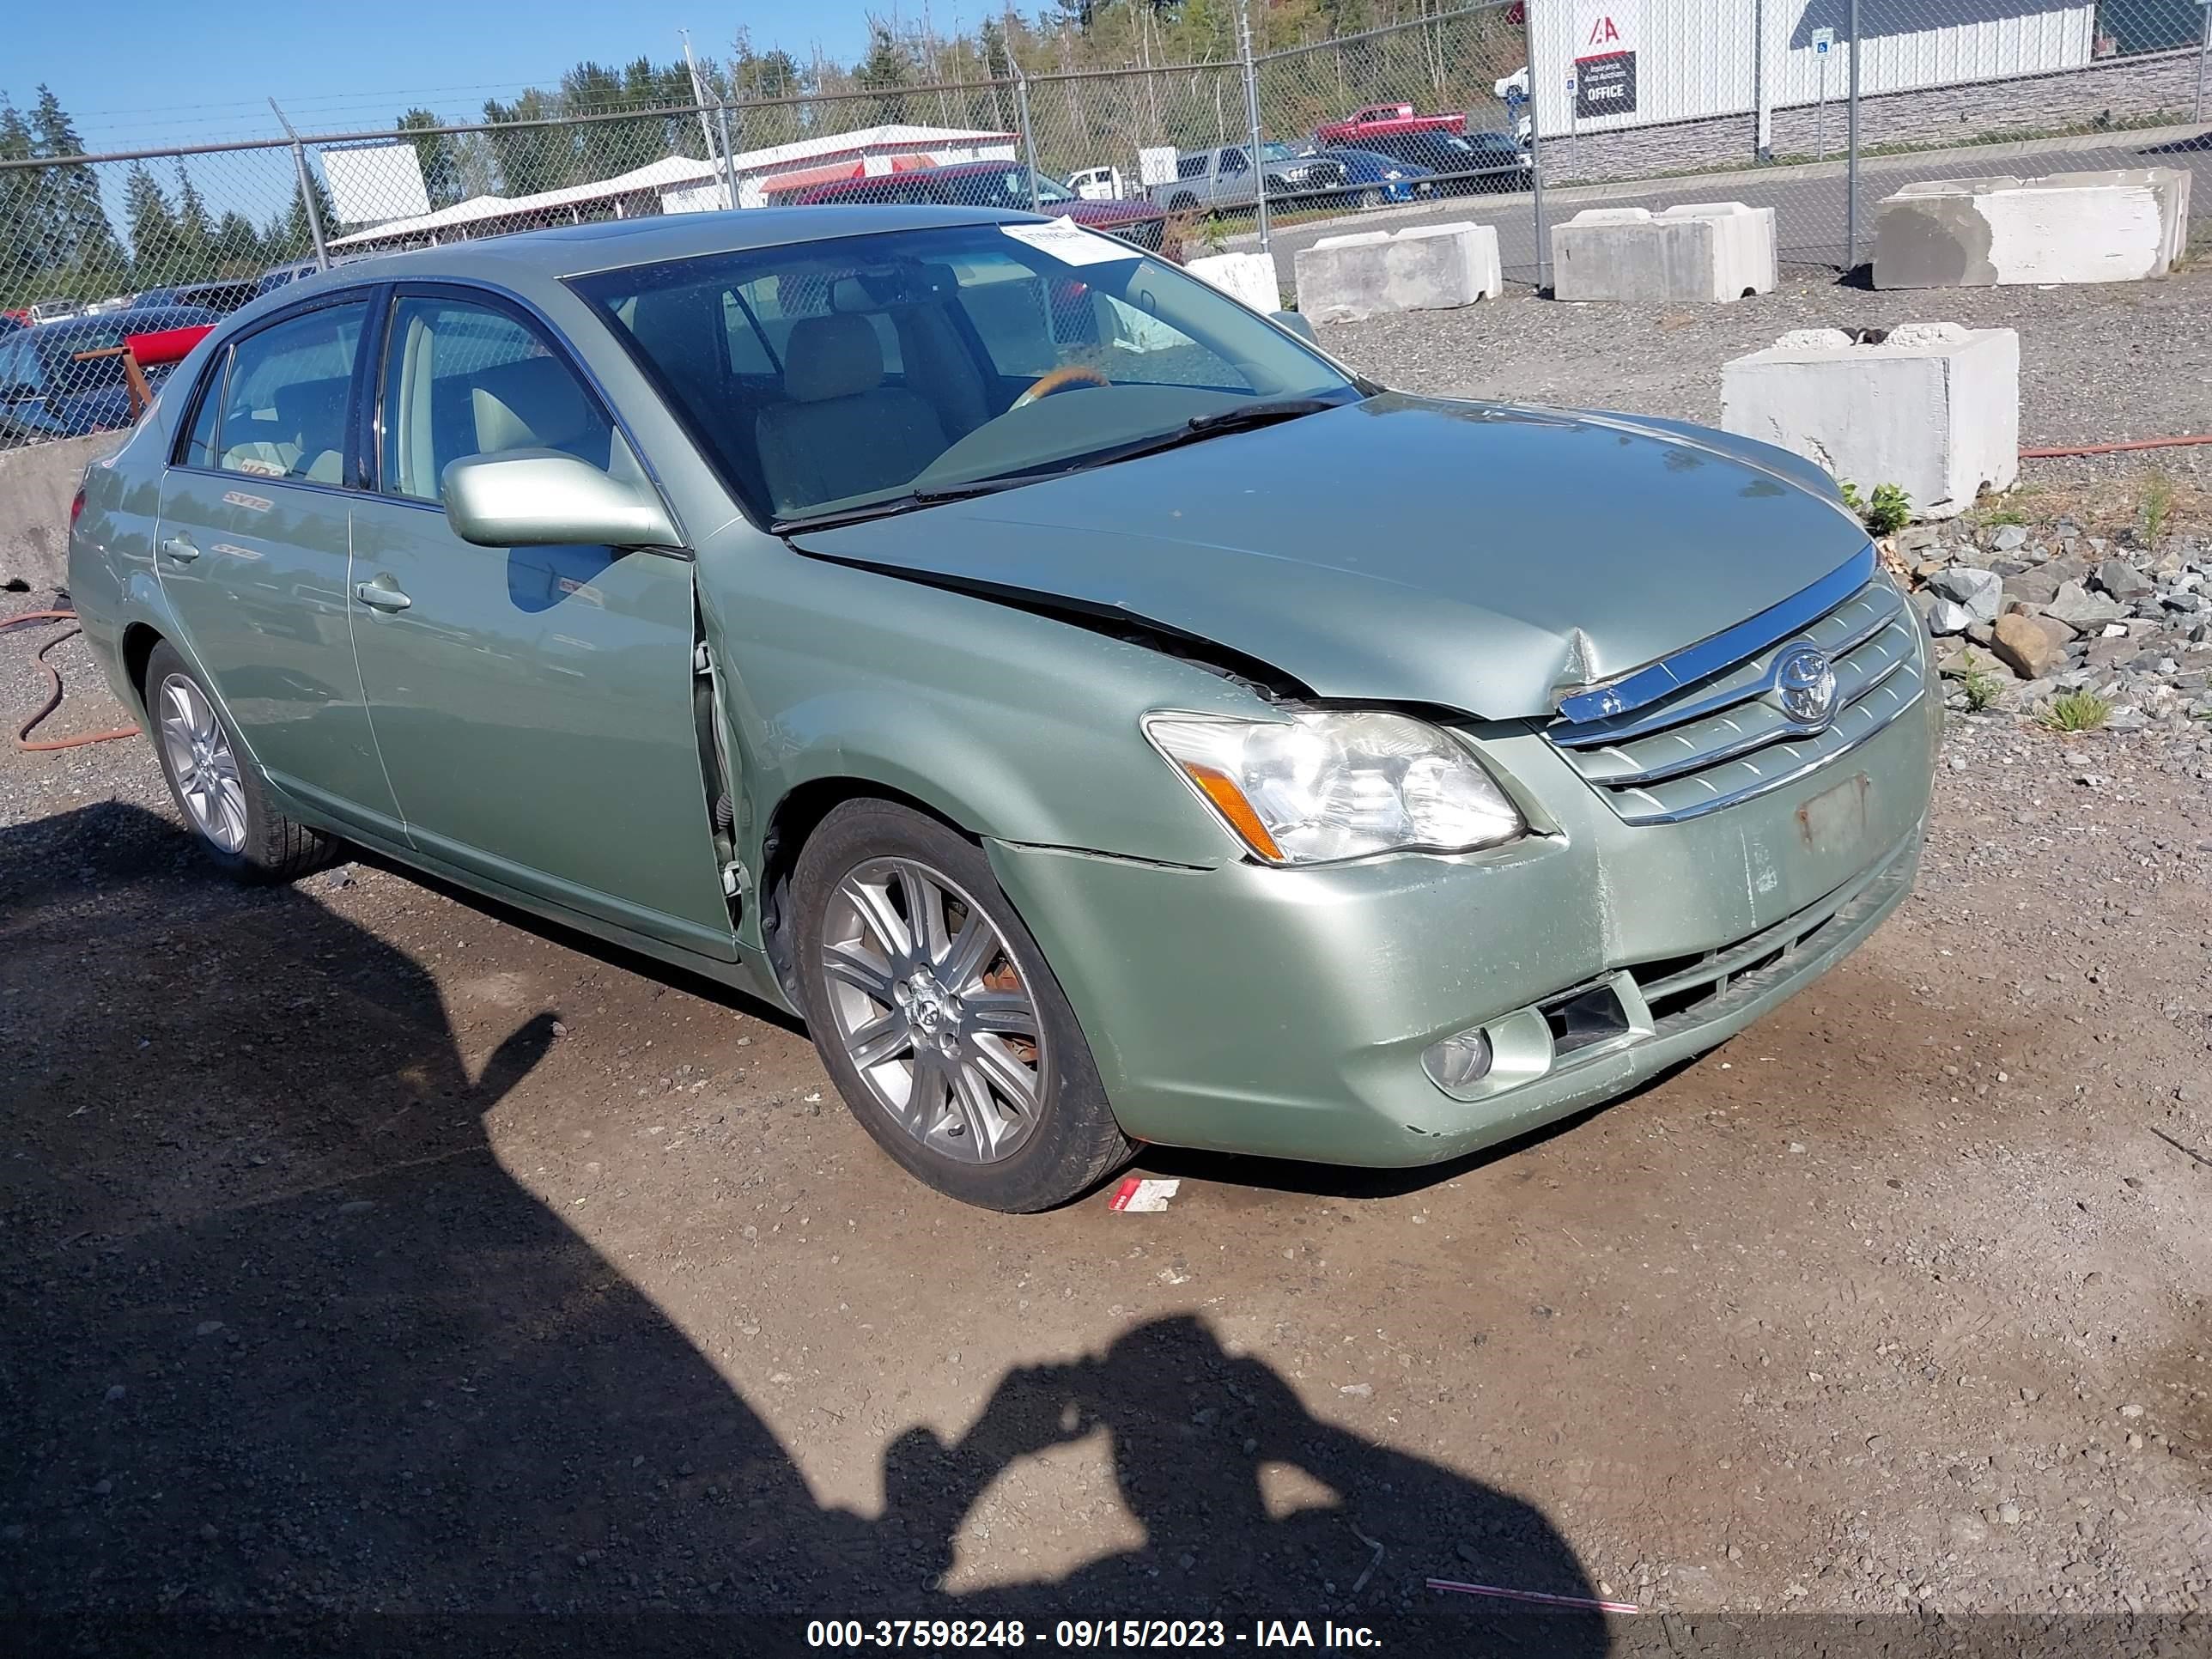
[[68, 205, 1939, 1211]]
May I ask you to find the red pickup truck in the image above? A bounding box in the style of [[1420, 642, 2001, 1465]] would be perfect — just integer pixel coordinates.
[[1316, 103, 1468, 144]]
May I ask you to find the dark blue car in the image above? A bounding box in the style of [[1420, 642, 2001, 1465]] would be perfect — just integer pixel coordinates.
[[0, 305, 217, 445], [1298, 146, 1437, 208]]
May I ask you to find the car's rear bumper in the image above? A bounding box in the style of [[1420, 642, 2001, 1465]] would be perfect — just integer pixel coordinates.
[[988, 686, 1938, 1168]]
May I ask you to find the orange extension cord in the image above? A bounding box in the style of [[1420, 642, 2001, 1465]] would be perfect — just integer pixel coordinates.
[[5, 610, 139, 752]]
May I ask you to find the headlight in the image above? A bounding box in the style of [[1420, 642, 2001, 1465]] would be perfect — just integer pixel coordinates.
[[1144, 709, 1525, 865]]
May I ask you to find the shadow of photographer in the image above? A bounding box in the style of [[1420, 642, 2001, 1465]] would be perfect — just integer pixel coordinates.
[[1, 801, 1602, 1654]]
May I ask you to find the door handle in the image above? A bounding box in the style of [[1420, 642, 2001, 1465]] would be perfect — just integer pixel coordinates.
[[161, 535, 200, 562], [354, 576, 413, 612]]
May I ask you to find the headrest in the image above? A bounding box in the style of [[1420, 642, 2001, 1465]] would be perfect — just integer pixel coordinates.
[[471, 356, 592, 453], [272, 376, 347, 443], [784, 313, 884, 404]]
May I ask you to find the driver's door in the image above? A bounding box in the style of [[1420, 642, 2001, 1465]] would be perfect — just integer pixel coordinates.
[[345, 286, 734, 957]]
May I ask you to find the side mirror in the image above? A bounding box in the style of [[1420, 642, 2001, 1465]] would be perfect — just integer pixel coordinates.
[[441, 449, 678, 550], [1272, 310, 1318, 344]]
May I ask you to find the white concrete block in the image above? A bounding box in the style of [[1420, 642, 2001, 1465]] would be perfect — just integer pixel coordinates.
[[1720, 325, 2019, 520], [1551, 200, 1778, 303], [1182, 251, 1282, 315], [1874, 168, 2192, 289], [1293, 220, 1501, 324]]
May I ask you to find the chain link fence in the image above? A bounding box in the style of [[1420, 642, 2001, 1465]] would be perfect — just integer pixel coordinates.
[[3, 0, 2207, 452]]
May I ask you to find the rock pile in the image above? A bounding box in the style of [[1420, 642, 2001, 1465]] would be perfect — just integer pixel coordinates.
[[1896, 514, 2212, 733]]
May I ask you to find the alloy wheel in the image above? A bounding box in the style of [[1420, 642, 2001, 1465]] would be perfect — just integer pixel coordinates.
[[818, 856, 1048, 1164], [157, 673, 247, 854]]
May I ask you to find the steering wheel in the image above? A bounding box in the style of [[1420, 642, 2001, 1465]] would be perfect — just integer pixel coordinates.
[[1012, 364, 1111, 410]]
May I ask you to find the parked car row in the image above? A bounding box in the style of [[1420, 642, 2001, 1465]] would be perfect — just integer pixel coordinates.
[[791, 161, 1167, 251], [0, 304, 218, 444]]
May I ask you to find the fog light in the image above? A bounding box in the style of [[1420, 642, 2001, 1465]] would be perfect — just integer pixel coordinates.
[[1422, 1027, 1494, 1091]]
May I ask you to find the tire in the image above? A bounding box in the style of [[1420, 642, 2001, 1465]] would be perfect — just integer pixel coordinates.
[[1169, 191, 1199, 213], [1357, 187, 1382, 210], [143, 641, 338, 883], [793, 799, 1134, 1212]]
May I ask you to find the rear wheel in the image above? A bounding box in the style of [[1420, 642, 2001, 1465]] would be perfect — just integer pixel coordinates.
[[794, 799, 1133, 1212], [143, 641, 337, 883], [1356, 186, 1382, 210]]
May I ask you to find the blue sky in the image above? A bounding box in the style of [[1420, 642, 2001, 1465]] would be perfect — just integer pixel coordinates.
[[7, 0, 886, 155]]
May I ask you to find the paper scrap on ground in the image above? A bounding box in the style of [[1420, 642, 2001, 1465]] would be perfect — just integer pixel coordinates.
[[1002, 219, 1141, 266], [1108, 1176, 1180, 1212], [1426, 1577, 1640, 1615]]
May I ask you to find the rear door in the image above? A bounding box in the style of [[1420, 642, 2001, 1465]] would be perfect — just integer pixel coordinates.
[[344, 285, 733, 956], [154, 294, 401, 836]]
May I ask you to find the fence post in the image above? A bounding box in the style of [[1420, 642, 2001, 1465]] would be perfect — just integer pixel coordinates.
[[1237, 0, 1271, 253], [269, 99, 329, 272], [1844, 0, 1862, 274], [714, 100, 738, 210], [1015, 76, 1042, 211], [2197, 0, 2208, 125], [1523, 0, 1548, 291]]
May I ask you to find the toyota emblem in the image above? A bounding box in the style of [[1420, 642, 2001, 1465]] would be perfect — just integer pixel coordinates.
[[1774, 643, 1838, 726]]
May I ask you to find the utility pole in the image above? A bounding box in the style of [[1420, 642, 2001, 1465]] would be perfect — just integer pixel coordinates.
[[1237, 0, 1269, 253]]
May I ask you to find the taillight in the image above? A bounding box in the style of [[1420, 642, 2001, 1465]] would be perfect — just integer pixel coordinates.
[[70, 486, 87, 527]]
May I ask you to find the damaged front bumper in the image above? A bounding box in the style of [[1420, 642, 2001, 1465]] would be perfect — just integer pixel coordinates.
[[986, 688, 1938, 1169]]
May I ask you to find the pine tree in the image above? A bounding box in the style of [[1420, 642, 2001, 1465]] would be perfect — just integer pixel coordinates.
[[123, 161, 179, 285], [0, 95, 41, 304], [283, 166, 340, 255], [397, 109, 463, 210], [213, 209, 263, 276], [855, 22, 918, 125], [27, 84, 127, 299], [173, 161, 216, 279]]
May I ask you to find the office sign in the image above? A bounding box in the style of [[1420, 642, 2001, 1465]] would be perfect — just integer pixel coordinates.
[[1573, 0, 1641, 119]]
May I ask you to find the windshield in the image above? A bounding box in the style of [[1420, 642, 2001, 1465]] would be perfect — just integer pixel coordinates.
[[574, 222, 1359, 526], [1259, 142, 1299, 162]]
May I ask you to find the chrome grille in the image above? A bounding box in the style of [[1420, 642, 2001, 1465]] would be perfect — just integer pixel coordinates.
[[1547, 577, 1926, 825]]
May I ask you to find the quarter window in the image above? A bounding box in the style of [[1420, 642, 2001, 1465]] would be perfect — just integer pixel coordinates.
[[214, 302, 366, 483], [179, 351, 227, 469], [377, 295, 642, 504]]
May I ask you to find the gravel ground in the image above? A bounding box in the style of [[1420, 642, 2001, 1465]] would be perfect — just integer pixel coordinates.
[[5, 285, 2212, 1650], [1328, 266, 2212, 495]]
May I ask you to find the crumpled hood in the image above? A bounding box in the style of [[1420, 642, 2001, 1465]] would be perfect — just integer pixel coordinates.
[[791, 393, 1873, 720]]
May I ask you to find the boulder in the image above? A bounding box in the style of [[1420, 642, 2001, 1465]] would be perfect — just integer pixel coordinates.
[[2045, 580, 2126, 629], [2091, 558, 2152, 600], [1925, 564, 2003, 623], [1990, 612, 2072, 679]]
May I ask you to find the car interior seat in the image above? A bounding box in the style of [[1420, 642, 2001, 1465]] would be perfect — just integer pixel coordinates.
[[753, 313, 948, 514]]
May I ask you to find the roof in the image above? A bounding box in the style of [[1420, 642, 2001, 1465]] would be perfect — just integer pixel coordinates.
[[329, 125, 1018, 250], [300, 204, 1041, 289]]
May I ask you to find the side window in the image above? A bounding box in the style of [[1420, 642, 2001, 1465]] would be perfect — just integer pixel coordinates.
[[379, 295, 641, 504], [1176, 155, 1207, 180], [178, 349, 228, 469], [216, 302, 366, 483], [1221, 149, 1249, 174], [720, 293, 777, 376]]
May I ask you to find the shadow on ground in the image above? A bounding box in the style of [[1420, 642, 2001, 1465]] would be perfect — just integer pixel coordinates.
[[1, 803, 1604, 1652]]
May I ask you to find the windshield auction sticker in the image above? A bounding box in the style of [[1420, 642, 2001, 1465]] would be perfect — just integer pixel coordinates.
[[1001, 220, 1142, 266]]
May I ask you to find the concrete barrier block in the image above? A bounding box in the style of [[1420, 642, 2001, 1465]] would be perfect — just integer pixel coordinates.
[[0, 430, 121, 595], [1719, 323, 2019, 520], [1182, 251, 1282, 315], [1293, 221, 1501, 324], [1874, 167, 2192, 288], [1552, 201, 1778, 303]]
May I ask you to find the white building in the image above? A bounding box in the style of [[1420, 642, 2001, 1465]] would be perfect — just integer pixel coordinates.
[[1528, 0, 2096, 145], [331, 125, 1018, 251]]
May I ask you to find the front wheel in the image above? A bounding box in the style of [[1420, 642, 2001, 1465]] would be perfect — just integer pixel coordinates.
[[1356, 186, 1382, 210], [794, 799, 1134, 1212]]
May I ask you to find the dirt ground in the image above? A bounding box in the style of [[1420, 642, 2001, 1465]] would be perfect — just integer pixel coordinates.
[[5, 302, 2212, 1655]]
